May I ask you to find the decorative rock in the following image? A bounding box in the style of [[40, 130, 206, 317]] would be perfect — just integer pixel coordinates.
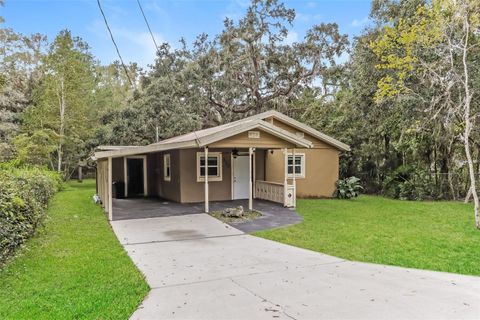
[[221, 205, 244, 218]]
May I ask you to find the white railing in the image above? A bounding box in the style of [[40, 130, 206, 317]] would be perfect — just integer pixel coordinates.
[[255, 180, 295, 207]]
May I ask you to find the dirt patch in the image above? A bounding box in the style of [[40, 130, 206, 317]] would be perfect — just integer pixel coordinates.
[[210, 210, 262, 224]]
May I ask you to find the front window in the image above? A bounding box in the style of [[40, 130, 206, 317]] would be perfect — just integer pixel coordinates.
[[197, 152, 222, 182], [287, 154, 305, 178]]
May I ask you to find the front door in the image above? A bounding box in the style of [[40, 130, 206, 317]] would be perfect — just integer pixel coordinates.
[[233, 155, 250, 199], [127, 158, 144, 197]]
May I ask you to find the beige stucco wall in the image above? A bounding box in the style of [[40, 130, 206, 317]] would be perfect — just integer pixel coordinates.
[[179, 148, 233, 203], [265, 148, 340, 198], [261, 117, 342, 198], [210, 129, 295, 149], [156, 150, 181, 202]]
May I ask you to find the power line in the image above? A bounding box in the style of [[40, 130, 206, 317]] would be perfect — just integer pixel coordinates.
[[136, 0, 160, 53], [136, 0, 172, 81], [96, 0, 135, 88]]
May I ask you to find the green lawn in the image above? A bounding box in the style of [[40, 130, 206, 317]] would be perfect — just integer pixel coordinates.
[[0, 180, 149, 319], [255, 195, 480, 276]]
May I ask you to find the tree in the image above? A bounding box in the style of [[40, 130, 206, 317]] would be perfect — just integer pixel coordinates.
[[203, 0, 349, 118], [371, 0, 480, 228], [100, 0, 350, 146], [0, 26, 46, 161], [23, 30, 97, 176], [13, 129, 57, 166]]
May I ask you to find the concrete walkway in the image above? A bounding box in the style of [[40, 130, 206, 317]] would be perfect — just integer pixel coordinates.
[[111, 214, 480, 320]]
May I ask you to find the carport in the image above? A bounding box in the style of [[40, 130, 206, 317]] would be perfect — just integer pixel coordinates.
[[111, 197, 303, 233]]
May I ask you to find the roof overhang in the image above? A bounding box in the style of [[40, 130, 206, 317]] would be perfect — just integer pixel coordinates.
[[94, 119, 312, 160]]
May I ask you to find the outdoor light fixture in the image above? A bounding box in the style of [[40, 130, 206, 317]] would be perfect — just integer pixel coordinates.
[[232, 148, 239, 158]]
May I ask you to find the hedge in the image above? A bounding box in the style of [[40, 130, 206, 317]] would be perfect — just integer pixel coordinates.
[[0, 163, 62, 263]]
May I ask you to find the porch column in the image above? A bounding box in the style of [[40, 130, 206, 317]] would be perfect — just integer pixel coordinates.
[[292, 148, 296, 207], [204, 146, 209, 213], [249, 147, 253, 211], [107, 156, 113, 221], [283, 148, 288, 207]]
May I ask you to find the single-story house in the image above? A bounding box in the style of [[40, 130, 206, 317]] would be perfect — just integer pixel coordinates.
[[94, 110, 350, 220]]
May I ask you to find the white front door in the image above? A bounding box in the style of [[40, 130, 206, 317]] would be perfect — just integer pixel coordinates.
[[233, 155, 250, 199]]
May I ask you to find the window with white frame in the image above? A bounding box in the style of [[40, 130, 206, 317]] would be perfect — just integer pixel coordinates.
[[163, 154, 171, 181], [287, 153, 305, 178], [196, 152, 222, 182]]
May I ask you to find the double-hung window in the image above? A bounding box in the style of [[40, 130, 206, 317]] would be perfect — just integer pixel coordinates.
[[163, 154, 171, 181], [196, 152, 222, 182], [287, 153, 305, 178]]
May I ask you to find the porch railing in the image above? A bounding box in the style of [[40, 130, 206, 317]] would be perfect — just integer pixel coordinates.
[[255, 180, 295, 207]]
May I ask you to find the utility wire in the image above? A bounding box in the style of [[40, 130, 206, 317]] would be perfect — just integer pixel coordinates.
[[136, 0, 160, 52], [136, 0, 172, 82], [136, 0, 172, 145], [96, 0, 135, 88]]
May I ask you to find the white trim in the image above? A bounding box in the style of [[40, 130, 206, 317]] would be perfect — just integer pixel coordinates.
[[292, 149, 296, 207], [124, 155, 148, 197], [196, 152, 223, 182], [163, 153, 171, 181], [197, 121, 312, 148], [107, 157, 112, 220], [249, 147, 253, 211], [253, 151, 256, 199], [287, 153, 306, 179], [230, 153, 234, 200], [123, 157, 127, 197], [283, 148, 288, 207], [204, 147, 209, 213]]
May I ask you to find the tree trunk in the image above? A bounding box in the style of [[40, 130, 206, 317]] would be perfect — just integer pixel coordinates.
[[463, 114, 479, 228], [57, 78, 65, 173], [461, 19, 479, 229]]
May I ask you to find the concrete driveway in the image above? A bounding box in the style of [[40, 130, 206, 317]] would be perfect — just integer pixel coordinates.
[[111, 214, 480, 320]]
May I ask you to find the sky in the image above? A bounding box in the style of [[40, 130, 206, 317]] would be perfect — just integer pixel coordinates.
[[2, 0, 373, 69]]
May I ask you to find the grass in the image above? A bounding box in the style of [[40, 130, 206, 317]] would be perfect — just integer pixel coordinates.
[[0, 180, 149, 319], [210, 210, 261, 224], [255, 195, 480, 276]]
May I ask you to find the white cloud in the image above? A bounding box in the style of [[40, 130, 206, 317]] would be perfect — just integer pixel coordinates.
[[88, 19, 165, 69], [113, 28, 165, 66], [296, 13, 323, 23], [284, 30, 299, 45], [351, 17, 370, 27]]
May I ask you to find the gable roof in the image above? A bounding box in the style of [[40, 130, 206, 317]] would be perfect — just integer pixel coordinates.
[[248, 110, 350, 151], [94, 110, 349, 159]]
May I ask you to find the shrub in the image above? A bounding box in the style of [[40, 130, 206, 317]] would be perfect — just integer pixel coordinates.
[[0, 162, 62, 264], [383, 165, 436, 200], [334, 176, 363, 199]]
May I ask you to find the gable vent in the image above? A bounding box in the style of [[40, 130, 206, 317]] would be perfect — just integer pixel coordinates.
[[248, 131, 260, 139]]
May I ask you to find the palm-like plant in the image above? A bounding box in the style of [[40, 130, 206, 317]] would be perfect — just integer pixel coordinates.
[[334, 176, 363, 199]]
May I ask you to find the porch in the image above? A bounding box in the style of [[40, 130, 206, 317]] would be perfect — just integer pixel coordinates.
[[112, 197, 302, 233]]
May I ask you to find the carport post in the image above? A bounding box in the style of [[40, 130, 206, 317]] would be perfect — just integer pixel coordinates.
[[204, 146, 209, 213], [248, 147, 253, 211], [292, 148, 296, 207], [108, 156, 113, 221], [283, 148, 288, 207]]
